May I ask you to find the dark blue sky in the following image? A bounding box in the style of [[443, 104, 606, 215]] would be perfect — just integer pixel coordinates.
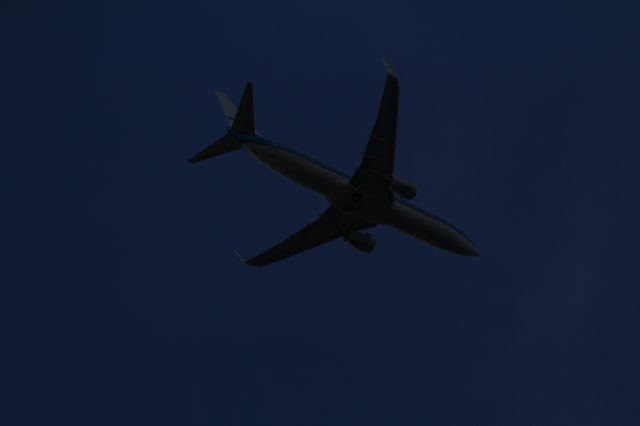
[[3, 1, 640, 424]]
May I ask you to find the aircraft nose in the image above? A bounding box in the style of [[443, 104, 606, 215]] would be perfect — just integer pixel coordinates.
[[452, 234, 480, 256], [462, 242, 480, 257], [437, 231, 480, 257]]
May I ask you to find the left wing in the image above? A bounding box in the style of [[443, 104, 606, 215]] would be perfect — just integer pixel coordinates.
[[241, 207, 375, 267]]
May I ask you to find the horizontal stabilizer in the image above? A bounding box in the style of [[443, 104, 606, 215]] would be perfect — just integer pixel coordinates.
[[188, 134, 241, 164]]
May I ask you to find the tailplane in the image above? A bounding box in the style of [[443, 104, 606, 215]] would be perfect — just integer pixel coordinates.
[[188, 82, 254, 164], [188, 133, 240, 164]]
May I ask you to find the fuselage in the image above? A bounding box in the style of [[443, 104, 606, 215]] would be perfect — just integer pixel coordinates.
[[232, 132, 479, 257]]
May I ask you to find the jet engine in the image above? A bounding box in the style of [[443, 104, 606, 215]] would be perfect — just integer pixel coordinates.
[[389, 177, 417, 200], [345, 231, 376, 253]]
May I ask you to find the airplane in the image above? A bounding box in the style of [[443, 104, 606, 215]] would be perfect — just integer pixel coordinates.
[[188, 62, 479, 267]]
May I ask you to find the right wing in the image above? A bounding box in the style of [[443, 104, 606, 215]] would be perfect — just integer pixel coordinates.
[[349, 61, 399, 196], [241, 207, 375, 267]]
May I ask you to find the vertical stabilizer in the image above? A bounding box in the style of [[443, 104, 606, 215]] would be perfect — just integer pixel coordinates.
[[230, 82, 255, 135], [215, 90, 237, 127]]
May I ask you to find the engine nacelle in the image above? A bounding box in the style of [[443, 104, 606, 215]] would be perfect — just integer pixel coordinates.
[[390, 177, 417, 200], [345, 231, 376, 253]]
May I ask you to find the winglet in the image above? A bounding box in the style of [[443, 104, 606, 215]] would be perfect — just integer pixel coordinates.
[[234, 249, 261, 267], [233, 249, 246, 263], [382, 59, 395, 76]]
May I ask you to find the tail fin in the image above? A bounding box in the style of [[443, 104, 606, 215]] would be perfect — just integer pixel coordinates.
[[215, 90, 237, 127], [215, 83, 254, 133], [230, 82, 255, 135]]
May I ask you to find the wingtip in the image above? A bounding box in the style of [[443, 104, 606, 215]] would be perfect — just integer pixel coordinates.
[[233, 249, 246, 263], [234, 250, 262, 267], [382, 58, 394, 76]]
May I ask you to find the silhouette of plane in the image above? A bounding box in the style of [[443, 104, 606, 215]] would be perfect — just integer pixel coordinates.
[[189, 62, 479, 267]]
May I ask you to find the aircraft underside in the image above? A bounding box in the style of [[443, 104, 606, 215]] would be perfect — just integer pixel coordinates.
[[244, 141, 479, 260], [188, 62, 479, 266]]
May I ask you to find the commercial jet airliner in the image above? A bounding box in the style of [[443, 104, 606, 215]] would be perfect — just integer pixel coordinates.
[[189, 63, 479, 267]]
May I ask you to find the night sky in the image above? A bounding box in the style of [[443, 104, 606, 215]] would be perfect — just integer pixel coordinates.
[[3, 1, 640, 424]]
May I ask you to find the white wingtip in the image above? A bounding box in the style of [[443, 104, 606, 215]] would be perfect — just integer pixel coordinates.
[[233, 249, 246, 263], [382, 58, 394, 75]]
